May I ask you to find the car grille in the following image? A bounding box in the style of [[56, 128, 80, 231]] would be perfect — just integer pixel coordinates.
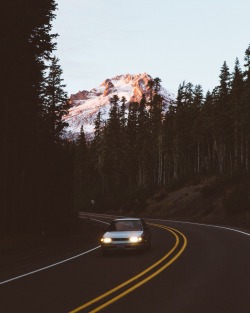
[[112, 238, 129, 241]]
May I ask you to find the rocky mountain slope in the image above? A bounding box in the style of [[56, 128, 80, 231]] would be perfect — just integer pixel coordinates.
[[64, 73, 175, 138]]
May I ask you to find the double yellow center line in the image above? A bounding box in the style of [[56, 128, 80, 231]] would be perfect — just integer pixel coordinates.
[[69, 223, 187, 313]]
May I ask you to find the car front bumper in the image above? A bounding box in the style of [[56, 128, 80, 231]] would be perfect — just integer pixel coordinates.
[[101, 241, 145, 251]]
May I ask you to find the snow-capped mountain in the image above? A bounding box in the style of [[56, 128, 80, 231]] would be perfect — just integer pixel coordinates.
[[64, 73, 175, 138]]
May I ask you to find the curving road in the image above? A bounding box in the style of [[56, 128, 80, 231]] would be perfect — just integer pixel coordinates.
[[1, 213, 250, 313]]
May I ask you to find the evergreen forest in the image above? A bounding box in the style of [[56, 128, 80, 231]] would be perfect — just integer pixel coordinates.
[[77, 50, 250, 213], [1, 1, 73, 235], [1, 1, 250, 236]]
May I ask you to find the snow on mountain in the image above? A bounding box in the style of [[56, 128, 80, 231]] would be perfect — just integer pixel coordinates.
[[64, 73, 175, 139]]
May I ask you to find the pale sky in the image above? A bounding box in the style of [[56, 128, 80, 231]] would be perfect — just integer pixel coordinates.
[[52, 0, 250, 96]]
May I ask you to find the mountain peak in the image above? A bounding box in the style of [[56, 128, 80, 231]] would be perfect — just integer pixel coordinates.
[[64, 73, 175, 139]]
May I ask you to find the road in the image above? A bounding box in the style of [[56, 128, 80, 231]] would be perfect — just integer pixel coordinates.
[[1, 213, 250, 313]]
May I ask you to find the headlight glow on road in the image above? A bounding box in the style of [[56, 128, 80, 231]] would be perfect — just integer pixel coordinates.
[[129, 236, 142, 243]]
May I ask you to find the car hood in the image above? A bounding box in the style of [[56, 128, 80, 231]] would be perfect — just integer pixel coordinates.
[[103, 231, 143, 238]]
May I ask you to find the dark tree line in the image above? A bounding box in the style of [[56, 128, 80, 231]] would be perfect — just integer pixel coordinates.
[[74, 45, 250, 212], [1, 1, 250, 231], [0, 1, 73, 235]]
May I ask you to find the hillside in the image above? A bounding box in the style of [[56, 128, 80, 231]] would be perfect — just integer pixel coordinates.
[[135, 177, 250, 230]]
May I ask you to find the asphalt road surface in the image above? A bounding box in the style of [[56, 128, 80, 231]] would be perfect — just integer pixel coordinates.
[[1, 213, 250, 313]]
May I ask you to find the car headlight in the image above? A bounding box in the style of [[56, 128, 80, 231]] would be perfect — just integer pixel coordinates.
[[129, 236, 142, 243], [101, 237, 112, 243]]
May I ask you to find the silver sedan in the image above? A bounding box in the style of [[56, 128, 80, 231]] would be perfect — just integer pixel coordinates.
[[100, 218, 151, 253]]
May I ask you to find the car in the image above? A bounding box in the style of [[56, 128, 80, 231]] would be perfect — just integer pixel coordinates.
[[100, 218, 151, 253]]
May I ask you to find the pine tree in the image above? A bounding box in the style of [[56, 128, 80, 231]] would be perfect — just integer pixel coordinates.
[[0, 1, 59, 234], [174, 82, 193, 177], [43, 56, 69, 141], [162, 105, 177, 182], [219, 61, 231, 98], [137, 95, 153, 188], [150, 79, 164, 186], [74, 126, 91, 210], [192, 85, 204, 174], [119, 96, 127, 129], [126, 102, 139, 189], [241, 45, 250, 170], [93, 111, 102, 144], [201, 91, 215, 173], [230, 58, 244, 170], [102, 95, 124, 195], [211, 61, 233, 174], [154, 77, 162, 93], [89, 111, 104, 206], [0, 1, 76, 234], [147, 79, 155, 104]]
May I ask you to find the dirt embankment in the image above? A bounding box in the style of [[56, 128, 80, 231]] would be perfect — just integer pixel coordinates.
[[139, 177, 250, 230]]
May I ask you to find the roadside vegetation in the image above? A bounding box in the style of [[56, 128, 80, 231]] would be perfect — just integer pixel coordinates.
[[1, 0, 250, 247], [0, 1, 75, 238], [76, 48, 250, 227]]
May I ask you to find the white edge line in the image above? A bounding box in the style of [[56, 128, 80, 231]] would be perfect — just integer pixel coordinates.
[[81, 212, 250, 238], [0, 218, 109, 286], [0, 246, 100, 286], [147, 218, 250, 237]]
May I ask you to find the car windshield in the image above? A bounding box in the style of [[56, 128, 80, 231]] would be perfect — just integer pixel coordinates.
[[108, 220, 142, 231]]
